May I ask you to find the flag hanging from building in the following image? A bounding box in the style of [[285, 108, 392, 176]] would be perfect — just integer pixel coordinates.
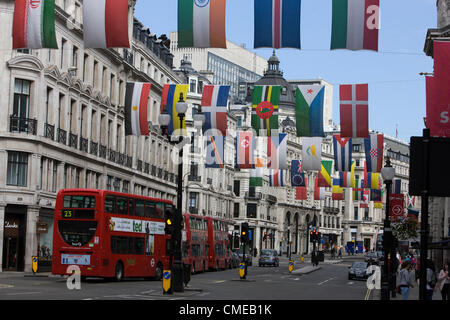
[[269, 169, 285, 187], [201, 85, 230, 136], [161, 84, 189, 136], [352, 178, 365, 200], [267, 133, 288, 170], [330, 0, 379, 51], [13, 0, 58, 49], [254, 0, 302, 49], [314, 177, 325, 200], [83, 0, 130, 48], [340, 84, 369, 138], [364, 133, 384, 173], [291, 160, 306, 187], [124, 82, 151, 136], [374, 202, 383, 209], [250, 158, 264, 187], [333, 134, 353, 172], [296, 178, 308, 200], [235, 131, 256, 169], [364, 161, 381, 189], [389, 194, 405, 219], [332, 179, 344, 200], [205, 136, 225, 168], [178, 0, 227, 48], [252, 85, 281, 136], [360, 190, 370, 208], [295, 85, 325, 137], [370, 189, 382, 202], [407, 208, 419, 220], [318, 160, 333, 188], [301, 137, 322, 171]]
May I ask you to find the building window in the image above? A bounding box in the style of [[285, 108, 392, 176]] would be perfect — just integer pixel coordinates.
[[7, 152, 28, 187], [189, 78, 197, 93], [106, 175, 113, 191], [189, 192, 198, 209], [13, 79, 31, 119], [247, 203, 257, 219], [354, 207, 359, 221], [233, 203, 240, 218]]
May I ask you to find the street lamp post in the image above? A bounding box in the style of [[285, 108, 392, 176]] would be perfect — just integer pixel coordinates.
[[158, 93, 205, 293], [380, 157, 395, 301]]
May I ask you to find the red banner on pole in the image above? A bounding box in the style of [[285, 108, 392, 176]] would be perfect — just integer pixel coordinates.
[[389, 194, 405, 219]]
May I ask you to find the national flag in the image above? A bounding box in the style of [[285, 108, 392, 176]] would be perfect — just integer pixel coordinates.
[[267, 133, 288, 170], [352, 178, 365, 200], [370, 189, 382, 202], [389, 194, 405, 219], [296, 179, 308, 200], [331, 0, 379, 51], [339, 171, 352, 188], [269, 169, 285, 187], [332, 179, 344, 200], [83, 0, 130, 48], [407, 208, 419, 220], [302, 137, 322, 171], [364, 133, 384, 173], [393, 179, 401, 194], [178, 0, 226, 48], [161, 84, 189, 136], [333, 134, 352, 172], [252, 85, 281, 136], [205, 136, 225, 168], [318, 160, 333, 188], [364, 161, 381, 189], [201, 85, 230, 136], [427, 41, 450, 137], [291, 160, 305, 187], [236, 131, 255, 169], [407, 195, 416, 209], [250, 158, 264, 187], [340, 84, 369, 138], [373, 202, 383, 209], [13, 0, 58, 49], [295, 85, 325, 137], [254, 0, 301, 49], [360, 190, 370, 208], [314, 178, 325, 200], [124, 82, 151, 136]]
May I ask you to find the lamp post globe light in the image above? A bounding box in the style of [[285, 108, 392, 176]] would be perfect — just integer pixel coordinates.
[[158, 92, 204, 293], [380, 157, 395, 301]]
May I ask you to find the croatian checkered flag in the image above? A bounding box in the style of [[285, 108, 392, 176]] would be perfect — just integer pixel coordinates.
[[364, 133, 384, 173]]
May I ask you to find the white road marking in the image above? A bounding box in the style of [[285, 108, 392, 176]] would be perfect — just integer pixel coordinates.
[[6, 292, 41, 296], [318, 277, 336, 286]]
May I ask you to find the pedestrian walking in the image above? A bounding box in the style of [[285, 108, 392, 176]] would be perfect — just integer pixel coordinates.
[[426, 259, 438, 300], [398, 261, 414, 300], [438, 261, 450, 301]]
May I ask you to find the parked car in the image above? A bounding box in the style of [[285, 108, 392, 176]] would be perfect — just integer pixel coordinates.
[[364, 251, 382, 265], [258, 249, 279, 267], [348, 261, 371, 280], [232, 249, 252, 266]]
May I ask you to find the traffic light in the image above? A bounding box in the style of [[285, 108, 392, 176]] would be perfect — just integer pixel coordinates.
[[241, 222, 249, 243], [310, 227, 315, 242], [164, 208, 175, 235]]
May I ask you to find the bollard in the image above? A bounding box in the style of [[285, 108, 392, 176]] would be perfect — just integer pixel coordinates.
[[288, 260, 294, 273], [162, 270, 172, 294]]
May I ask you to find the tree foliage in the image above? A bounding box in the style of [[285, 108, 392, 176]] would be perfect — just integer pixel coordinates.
[[392, 218, 419, 240]]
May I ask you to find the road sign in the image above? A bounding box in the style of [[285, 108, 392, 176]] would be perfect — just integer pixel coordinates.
[[162, 270, 172, 294], [288, 260, 294, 273], [32, 256, 38, 273], [239, 263, 246, 279]]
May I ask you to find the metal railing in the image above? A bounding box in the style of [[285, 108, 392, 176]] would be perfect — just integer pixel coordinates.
[[44, 123, 55, 140], [10, 116, 37, 135]]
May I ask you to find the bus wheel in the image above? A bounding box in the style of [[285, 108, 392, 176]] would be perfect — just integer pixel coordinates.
[[154, 262, 163, 281], [114, 262, 124, 282]]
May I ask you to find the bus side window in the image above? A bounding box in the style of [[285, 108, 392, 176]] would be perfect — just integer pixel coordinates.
[[117, 198, 128, 215], [105, 196, 115, 213], [145, 201, 156, 218], [128, 198, 135, 216], [157, 202, 164, 219], [135, 199, 145, 217]]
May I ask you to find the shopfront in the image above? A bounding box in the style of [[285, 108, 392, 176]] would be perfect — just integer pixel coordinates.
[[37, 209, 54, 271], [2, 206, 26, 271]]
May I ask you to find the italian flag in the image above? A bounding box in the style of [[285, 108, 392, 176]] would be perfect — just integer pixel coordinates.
[[83, 0, 130, 49], [331, 0, 379, 51], [13, 0, 58, 49], [178, 0, 226, 48]]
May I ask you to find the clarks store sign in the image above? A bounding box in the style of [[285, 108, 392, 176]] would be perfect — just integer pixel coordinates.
[[5, 221, 18, 229]]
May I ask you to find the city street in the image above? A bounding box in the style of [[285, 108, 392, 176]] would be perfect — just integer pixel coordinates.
[[0, 256, 368, 301]]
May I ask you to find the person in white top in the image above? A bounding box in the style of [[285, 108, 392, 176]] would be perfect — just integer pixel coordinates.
[[438, 261, 449, 301]]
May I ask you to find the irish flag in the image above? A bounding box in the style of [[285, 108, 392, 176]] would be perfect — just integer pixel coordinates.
[[178, 0, 226, 48], [331, 0, 380, 51], [13, 0, 58, 49], [83, 0, 130, 48]]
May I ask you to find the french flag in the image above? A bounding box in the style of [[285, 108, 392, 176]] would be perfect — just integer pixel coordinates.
[[201, 85, 230, 136], [254, 0, 301, 49]]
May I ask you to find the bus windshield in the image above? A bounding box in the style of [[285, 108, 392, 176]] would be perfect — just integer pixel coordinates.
[[58, 220, 98, 247], [63, 195, 96, 208]]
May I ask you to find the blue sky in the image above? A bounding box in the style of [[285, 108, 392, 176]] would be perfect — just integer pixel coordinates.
[[135, 0, 437, 141]]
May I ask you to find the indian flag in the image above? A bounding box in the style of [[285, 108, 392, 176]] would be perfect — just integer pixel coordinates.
[[178, 0, 226, 48], [250, 158, 264, 187], [83, 0, 130, 49], [13, 0, 58, 49], [331, 0, 379, 51]]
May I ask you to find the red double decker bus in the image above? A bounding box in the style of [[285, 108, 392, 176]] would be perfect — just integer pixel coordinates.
[[182, 214, 231, 273], [52, 189, 173, 281]]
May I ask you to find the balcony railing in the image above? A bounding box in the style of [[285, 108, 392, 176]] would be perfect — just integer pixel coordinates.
[[245, 192, 262, 200], [188, 175, 201, 182], [164, 170, 169, 181], [44, 123, 55, 140], [144, 162, 150, 174], [90, 141, 98, 156], [137, 160, 143, 172], [108, 149, 117, 162], [10, 116, 37, 135], [158, 168, 163, 178], [99, 144, 107, 159], [267, 194, 277, 204], [151, 165, 156, 176], [57, 128, 67, 145], [79, 137, 88, 152], [117, 153, 126, 166], [69, 133, 78, 149], [126, 156, 133, 168]]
